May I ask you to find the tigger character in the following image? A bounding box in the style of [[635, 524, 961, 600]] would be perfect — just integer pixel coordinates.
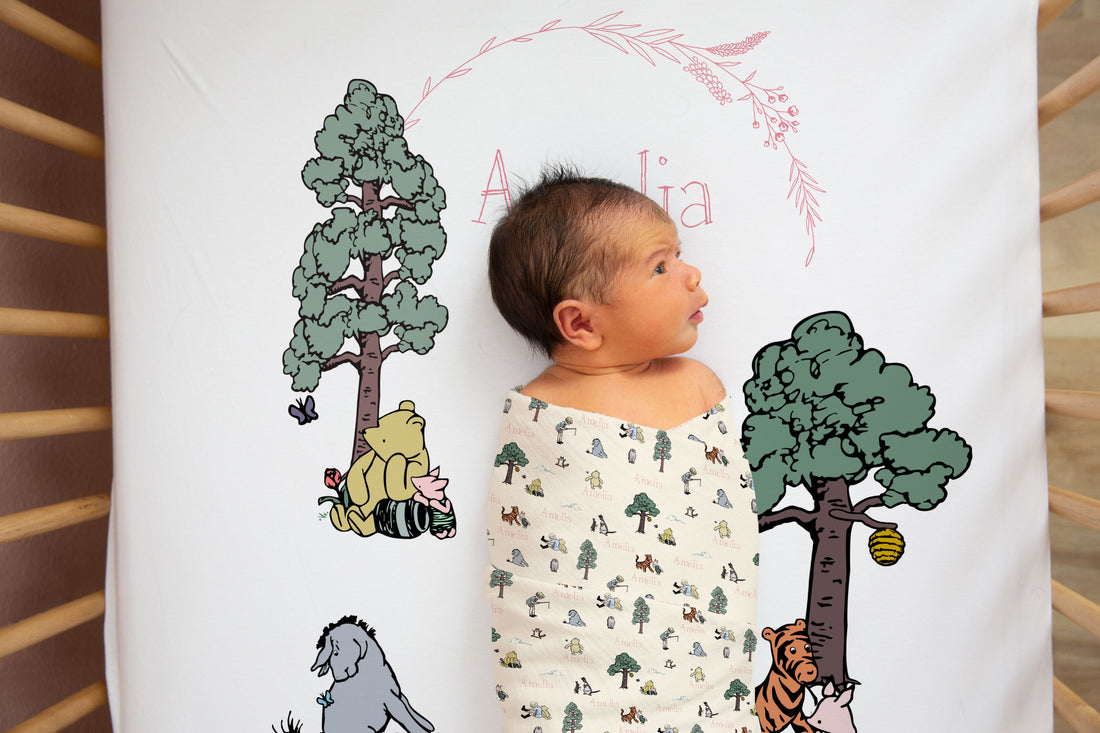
[[501, 505, 522, 525], [621, 706, 641, 724], [754, 619, 819, 733]]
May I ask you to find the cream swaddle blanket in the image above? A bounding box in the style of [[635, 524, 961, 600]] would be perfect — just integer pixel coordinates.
[[486, 389, 760, 731]]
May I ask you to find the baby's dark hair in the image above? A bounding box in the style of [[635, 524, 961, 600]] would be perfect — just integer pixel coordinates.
[[488, 165, 670, 358]]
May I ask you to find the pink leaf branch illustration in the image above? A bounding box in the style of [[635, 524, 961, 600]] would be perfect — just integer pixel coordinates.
[[402, 12, 822, 264]]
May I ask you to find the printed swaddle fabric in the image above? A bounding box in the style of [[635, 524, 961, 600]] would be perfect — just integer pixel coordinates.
[[487, 390, 760, 732]]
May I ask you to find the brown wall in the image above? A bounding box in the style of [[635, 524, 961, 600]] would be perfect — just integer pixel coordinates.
[[0, 2, 112, 730]]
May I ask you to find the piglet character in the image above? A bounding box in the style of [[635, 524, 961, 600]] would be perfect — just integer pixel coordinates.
[[807, 681, 857, 733]]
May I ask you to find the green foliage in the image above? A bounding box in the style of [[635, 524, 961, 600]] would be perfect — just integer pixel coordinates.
[[632, 597, 650, 626], [709, 586, 728, 614], [607, 652, 640, 676], [491, 627, 501, 642], [495, 442, 529, 468], [725, 678, 751, 699], [741, 311, 972, 513], [624, 493, 659, 518], [562, 701, 583, 732], [653, 430, 671, 460], [742, 628, 757, 655], [490, 568, 513, 587], [577, 539, 598, 571], [285, 79, 448, 393]]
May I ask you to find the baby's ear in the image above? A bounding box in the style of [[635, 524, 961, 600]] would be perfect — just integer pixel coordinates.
[[553, 299, 602, 351]]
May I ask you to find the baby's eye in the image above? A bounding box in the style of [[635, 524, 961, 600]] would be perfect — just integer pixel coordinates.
[[653, 263, 667, 275]]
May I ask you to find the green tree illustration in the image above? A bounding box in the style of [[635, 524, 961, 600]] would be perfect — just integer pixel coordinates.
[[491, 627, 501, 643], [489, 567, 513, 598], [708, 586, 728, 614], [577, 539, 598, 580], [624, 492, 660, 534], [633, 597, 650, 633], [691, 726, 704, 733], [607, 652, 640, 689], [653, 430, 671, 472], [494, 442, 529, 484], [724, 679, 751, 711], [742, 628, 757, 661], [529, 398, 548, 422], [283, 79, 448, 464], [742, 311, 972, 687], [562, 701, 583, 733]]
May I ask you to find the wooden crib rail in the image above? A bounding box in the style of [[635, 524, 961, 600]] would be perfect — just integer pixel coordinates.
[[0, 0, 99, 68], [1040, 12, 1100, 719], [1, 2, 110, 730]]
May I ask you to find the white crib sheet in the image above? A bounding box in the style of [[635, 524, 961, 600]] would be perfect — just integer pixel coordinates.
[[102, 1, 1050, 731]]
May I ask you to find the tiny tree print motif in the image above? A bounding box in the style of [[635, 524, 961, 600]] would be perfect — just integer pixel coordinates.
[[743, 628, 757, 661], [625, 492, 660, 533], [284, 79, 448, 465], [495, 442, 529, 484], [490, 567, 514, 598], [725, 679, 752, 711], [529, 398, 548, 422], [708, 586, 728, 615], [633, 597, 651, 633], [742, 310, 973, 688], [577, 539, 598, 580], [562, 701, 583, 733], [608, 652, 641, 689], [653, 430, 672, 472]]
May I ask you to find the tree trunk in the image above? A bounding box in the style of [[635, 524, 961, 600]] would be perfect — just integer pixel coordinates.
[[620, 671, 629, 688], [497, 583, 505, 598], [352, 250, 385, 464], [637, 513, 647, 533], [805, 477, 855, 687], [504, 462, 515, 484]]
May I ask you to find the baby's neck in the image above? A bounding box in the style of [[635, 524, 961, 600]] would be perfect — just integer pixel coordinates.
[[522, 356, 721, 431]]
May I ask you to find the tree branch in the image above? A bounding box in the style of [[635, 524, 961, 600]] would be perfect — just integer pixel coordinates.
[[382, 270, 403, 291], [330, 275, 366, 296], [758, 505, 815, 533], [827, 509, 897, 531], [380, 344, 401, 361], [322, 352, 361, 372], [344, 193, 363, 208], [852, 495, 886, 515], [379, 195, 414, 210]]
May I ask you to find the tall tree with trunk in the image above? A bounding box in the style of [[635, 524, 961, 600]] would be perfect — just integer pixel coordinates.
[[741, 311, 971, 688], [283, 79, 448, 464]]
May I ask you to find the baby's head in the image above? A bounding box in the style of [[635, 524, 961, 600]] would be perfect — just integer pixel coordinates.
[[488, 166, 672, 358]]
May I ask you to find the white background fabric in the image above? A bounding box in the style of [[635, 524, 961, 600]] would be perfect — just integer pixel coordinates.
[[102, 1, 1050, 730]]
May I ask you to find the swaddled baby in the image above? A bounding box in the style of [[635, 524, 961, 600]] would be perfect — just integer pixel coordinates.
[[485, 167, 760, 732]]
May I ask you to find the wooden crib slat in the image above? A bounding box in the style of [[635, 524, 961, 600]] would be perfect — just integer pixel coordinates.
[[1053, 579, 1100, 640], [0, 306, 108, 339], [4, 680, 108, 733], [1044, 282, 1100, 317], [1054, 676, 1100, 733], [0, 97, 105, 160], [0, 202, 106, 250], [0, 591, 105, 661], [0, 407, 111, 441], [1038, 0, 1080, 32], [1051, 485, 1100, 532], [1040, 54, 1100, 128], [0, 494, 111, 546], [0, 0, 100, 69], [1047, 389, 1100, 421], [1041, 169, 1100, 222]]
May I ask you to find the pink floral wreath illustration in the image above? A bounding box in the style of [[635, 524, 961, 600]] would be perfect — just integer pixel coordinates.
[[405, 11, 824, 266]]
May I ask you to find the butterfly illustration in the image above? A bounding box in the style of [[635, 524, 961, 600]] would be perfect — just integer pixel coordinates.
[[316, 689, 333, 708], [289, 395, 318, 425]]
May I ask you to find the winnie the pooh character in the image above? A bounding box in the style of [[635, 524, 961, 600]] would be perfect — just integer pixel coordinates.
[[329, 401, 430, 538]]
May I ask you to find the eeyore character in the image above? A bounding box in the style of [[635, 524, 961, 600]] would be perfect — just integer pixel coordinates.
[[311, 615, 434, 733]]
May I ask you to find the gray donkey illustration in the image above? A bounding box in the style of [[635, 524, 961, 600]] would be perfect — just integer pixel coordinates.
[[311, 616, 434, 733]]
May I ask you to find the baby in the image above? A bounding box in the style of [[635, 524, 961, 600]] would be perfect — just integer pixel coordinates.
[[485, 167, 759, 732]]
